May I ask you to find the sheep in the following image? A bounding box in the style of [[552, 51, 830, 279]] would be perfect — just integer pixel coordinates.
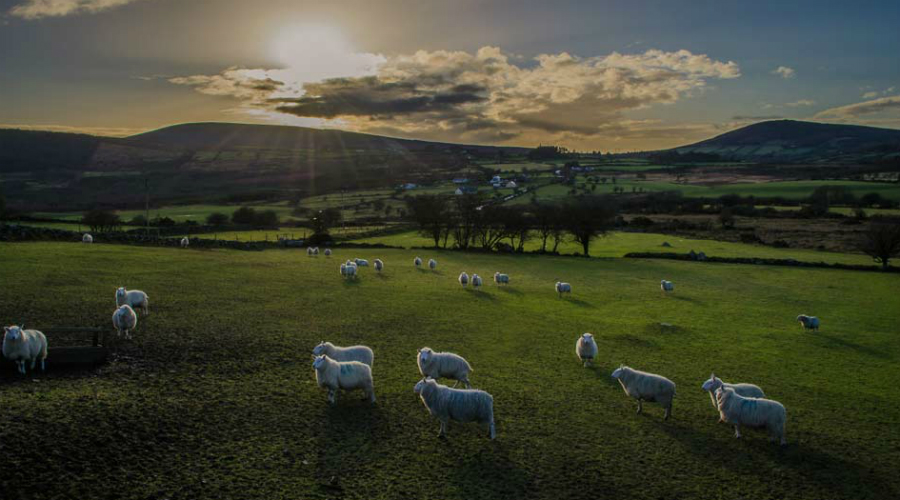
[[324, 248, 332, 257], [701, 373, 765, 413], [374, 259, 384, 272], [611, 365, 676, 420], [307, 247, 314, 257], [417, 347, 472, 388], [471, 274, 483, 289], [575, 333, 598, 367], [660, 280, 674, 293], [112, 304, 138, 339], [312, 355, 375, 405], [82, 233, 93, 244], [414, 378, 495, 439], [116, 287, 149, 315], [341, 261, 358, 280], [555, 281, 572, 297], [414, 256, 423, 268], [429, 258, 437, 270], [716, 387, 786, 445], [493, 272, 510, 285], [355, 258, 369, 267], [797, 315, 820, 331], [458, 272, 469, 287], [180, 237, 189, 248], [312, 341, 374, 367], [2, 325, 48, 375]]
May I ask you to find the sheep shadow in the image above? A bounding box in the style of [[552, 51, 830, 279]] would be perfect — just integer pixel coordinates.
[[314, 400, 386, 493], [814, 333, 891, 360], [561, 297, 592, 307], [442, 440, 532, 500], [496, 286, 523, 296], [610, 333, 659, 349], [643, 323, 686, 336], [467, 290, 498, 302], [669, 294, 701, 304], [341, 278, 363, 287]]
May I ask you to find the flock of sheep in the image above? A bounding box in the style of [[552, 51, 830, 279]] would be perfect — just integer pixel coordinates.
[[4, 245, 823, 446]]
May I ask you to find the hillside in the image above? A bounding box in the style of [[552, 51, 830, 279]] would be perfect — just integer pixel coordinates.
[[674, 120, 900, 162]]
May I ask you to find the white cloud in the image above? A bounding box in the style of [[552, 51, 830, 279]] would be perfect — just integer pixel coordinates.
[[8, 0, 145, 20], [772, 66, 796, 79], [785, 99, 815, 107], [814, 95, 900, 124], [862, 91, 879, 99]]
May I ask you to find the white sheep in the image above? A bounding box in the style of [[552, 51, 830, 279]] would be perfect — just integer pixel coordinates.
[[458, 272, 469, 287], [660, 280, 674, 292], [797, 315, 820, 331], [555, 281, 572, 297], [716, 387, 786, 445], [611, 365, 676, 420], [307, 247, 314, 257], [112, 304, 138, 339], [374, 259, 384, 272], [428, 258, 437, 270], [355, 258, 369, 267], [414, 256, 423, 268], [414, 378, 495, 439], [313, 247, 319, 256], [341, 261, 358, 280], [417, 347, 472, 388], [313, 355, 375, 405], [701, 373, 765, 413], [2, 325, 48, 375], [575, 333, 598, 367], [116, 287, 149, 315], [493, 272, 510, 285], [82, 233, 93, 244], [180, 237, 189, 248], [312, 341, 374, 367], [324, 248, 332, 257], [471, 274, 483, 289]]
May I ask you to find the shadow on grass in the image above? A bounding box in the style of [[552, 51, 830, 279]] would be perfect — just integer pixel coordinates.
[[610, 333, 659, 349], [315, 399, 385, 496], [469, 290, 497, 302], [643, 323, 687, 336], [562, 297, 592, 307], [815, 333, 891, 360], [669, 294, 701, 304], [341, 278, 362, 287], [496, 287, 523, 296], [443, 438, 532, 500]]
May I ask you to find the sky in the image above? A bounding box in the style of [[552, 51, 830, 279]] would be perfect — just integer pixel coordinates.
[[1, 0, 899, 151]]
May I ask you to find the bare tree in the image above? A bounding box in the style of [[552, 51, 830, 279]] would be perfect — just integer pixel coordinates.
[[563, 196, 617, 256], [860, 222, 900, 270], [406, 195, 450, 248]]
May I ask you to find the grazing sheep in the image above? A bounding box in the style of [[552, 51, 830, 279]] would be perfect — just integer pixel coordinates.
[[180, 237, 189, 248], [2, 325, 48, 375], [307, 247, 314, 257], [116, 287, 149, 315], [341, 261, 358, 280], [313, 355, 375, 405], [555, 281, 572, 297], [112, 304, 138, 339], [575, 333, 598, 367], [701, 373, 765, 412], [417, 347, 472, 388], [611, 365, 676, 420], [82, 234, 93, 244], [312, 341, 374, 367], [472, 274, 483, 289], [314, 247, 320, 256], [355, 258, 369, 267], [797, 315, 820, 331], [660, 280, 674, 292], [493, 272, 510, 285], [414, 256, 423, 267], [429, 258, 437, 270], [414, 378, 495, 439], [324, 248, 332, 257], [374, 259, 384, 272], [458, 272, 469, 287], [716, 387, 786, 445]]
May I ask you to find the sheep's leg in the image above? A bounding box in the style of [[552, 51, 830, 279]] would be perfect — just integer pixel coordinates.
[[664, 404, 672, 420], [368, 388, 376, 403], [327, 389, 336, 405], [488, 421, 496, 439], [40, 359, 45, 372], [452, 380, 459, 388], [464, 379, 471, 389], [30, 359, 36, 370], [636, 399, 643, 414], [733, 424, 742, 439], [439, 420, 448, 438]]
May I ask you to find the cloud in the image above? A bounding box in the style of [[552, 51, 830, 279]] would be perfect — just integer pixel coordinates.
[[785, 99, 815, 107], [862, 91, 879, 99], [814, 95, 900, 121], [170, 46, 740, 148], [772, 66, 796, 79], [732, 115, 784, 121], [8, 0, 146, 19]]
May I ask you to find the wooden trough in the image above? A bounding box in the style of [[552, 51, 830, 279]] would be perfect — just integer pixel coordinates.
[[1, 326, 110, 373]]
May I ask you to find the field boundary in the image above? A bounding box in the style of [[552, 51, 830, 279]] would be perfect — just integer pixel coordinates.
[[623, 251, 897, 273]]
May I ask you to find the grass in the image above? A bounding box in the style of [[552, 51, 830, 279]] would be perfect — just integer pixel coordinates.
[[31, 203, 304, 224], [0, 242, 898, 499]]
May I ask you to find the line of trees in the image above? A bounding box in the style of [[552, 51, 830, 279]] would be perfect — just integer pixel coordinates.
[[406, 194, 617, 256]]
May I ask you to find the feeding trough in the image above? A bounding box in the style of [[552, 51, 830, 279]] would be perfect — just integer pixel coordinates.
[[2, 326, 111, 373]]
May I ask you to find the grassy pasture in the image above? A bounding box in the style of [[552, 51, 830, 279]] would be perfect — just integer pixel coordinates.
[[0, 242, 898, 500]]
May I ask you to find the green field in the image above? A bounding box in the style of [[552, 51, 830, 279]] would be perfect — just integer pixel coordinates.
[[32, 203, 303, 224], [1, 242, 898, 499]]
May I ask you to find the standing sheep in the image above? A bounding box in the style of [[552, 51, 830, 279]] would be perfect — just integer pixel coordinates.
[[716, 387, 787, 445], [493, 272, 510, 285], [611, 365, 676, 420], [458, 272, 469, 287], [82, 234, 93, 244], [116, 287, 149, 315], [341, 261, 358, 280], [414, 256, 423, 268], [2, 325, 48, 375], [307, 247, 314, 257], [797, 315, 820, 331], [313, 355, 375, 405], [324, 248, 332, 257], [417, 347, 473, 388], [112, 304, 138, 339], [374, 259, 384, 272], [355, 258, 369, 267], [575, 333, 598, 367], [312, 341, 374, 367], [660, 280, 674, 293], [555, 281, 572, 298], [429, 258, 437, 271], [180, 237, 190, 248], [701, 373, 765, 413], [414, 378, 495, 439], [471, 274, 483, 289]]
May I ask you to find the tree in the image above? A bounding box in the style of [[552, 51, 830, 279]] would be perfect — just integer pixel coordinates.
[[0, 192, 6, 220], [451, 194, 482, 250], [255, 210, 279, 227], [719, 208, 735, 229], [128, 215, 147, 226], [406, 195, 450, 248], [231, 206, 257, 225], [82, 209, 121, 233], [206, 212, 229, 226], [309, 208, 340, 236], [860, 222, 900, 270], [563, 196, 617, 256]]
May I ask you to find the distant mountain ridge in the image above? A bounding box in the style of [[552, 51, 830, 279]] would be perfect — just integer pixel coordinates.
[[674, 120, 900, 162]]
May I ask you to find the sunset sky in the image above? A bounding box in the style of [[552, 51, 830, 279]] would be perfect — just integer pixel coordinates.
[[2, 0, 899, 151]]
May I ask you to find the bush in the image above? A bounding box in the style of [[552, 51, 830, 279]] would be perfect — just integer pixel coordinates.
[[82, 209, 121, 233], [231, 206, 257, 225], [206, 212, 229, 226]]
